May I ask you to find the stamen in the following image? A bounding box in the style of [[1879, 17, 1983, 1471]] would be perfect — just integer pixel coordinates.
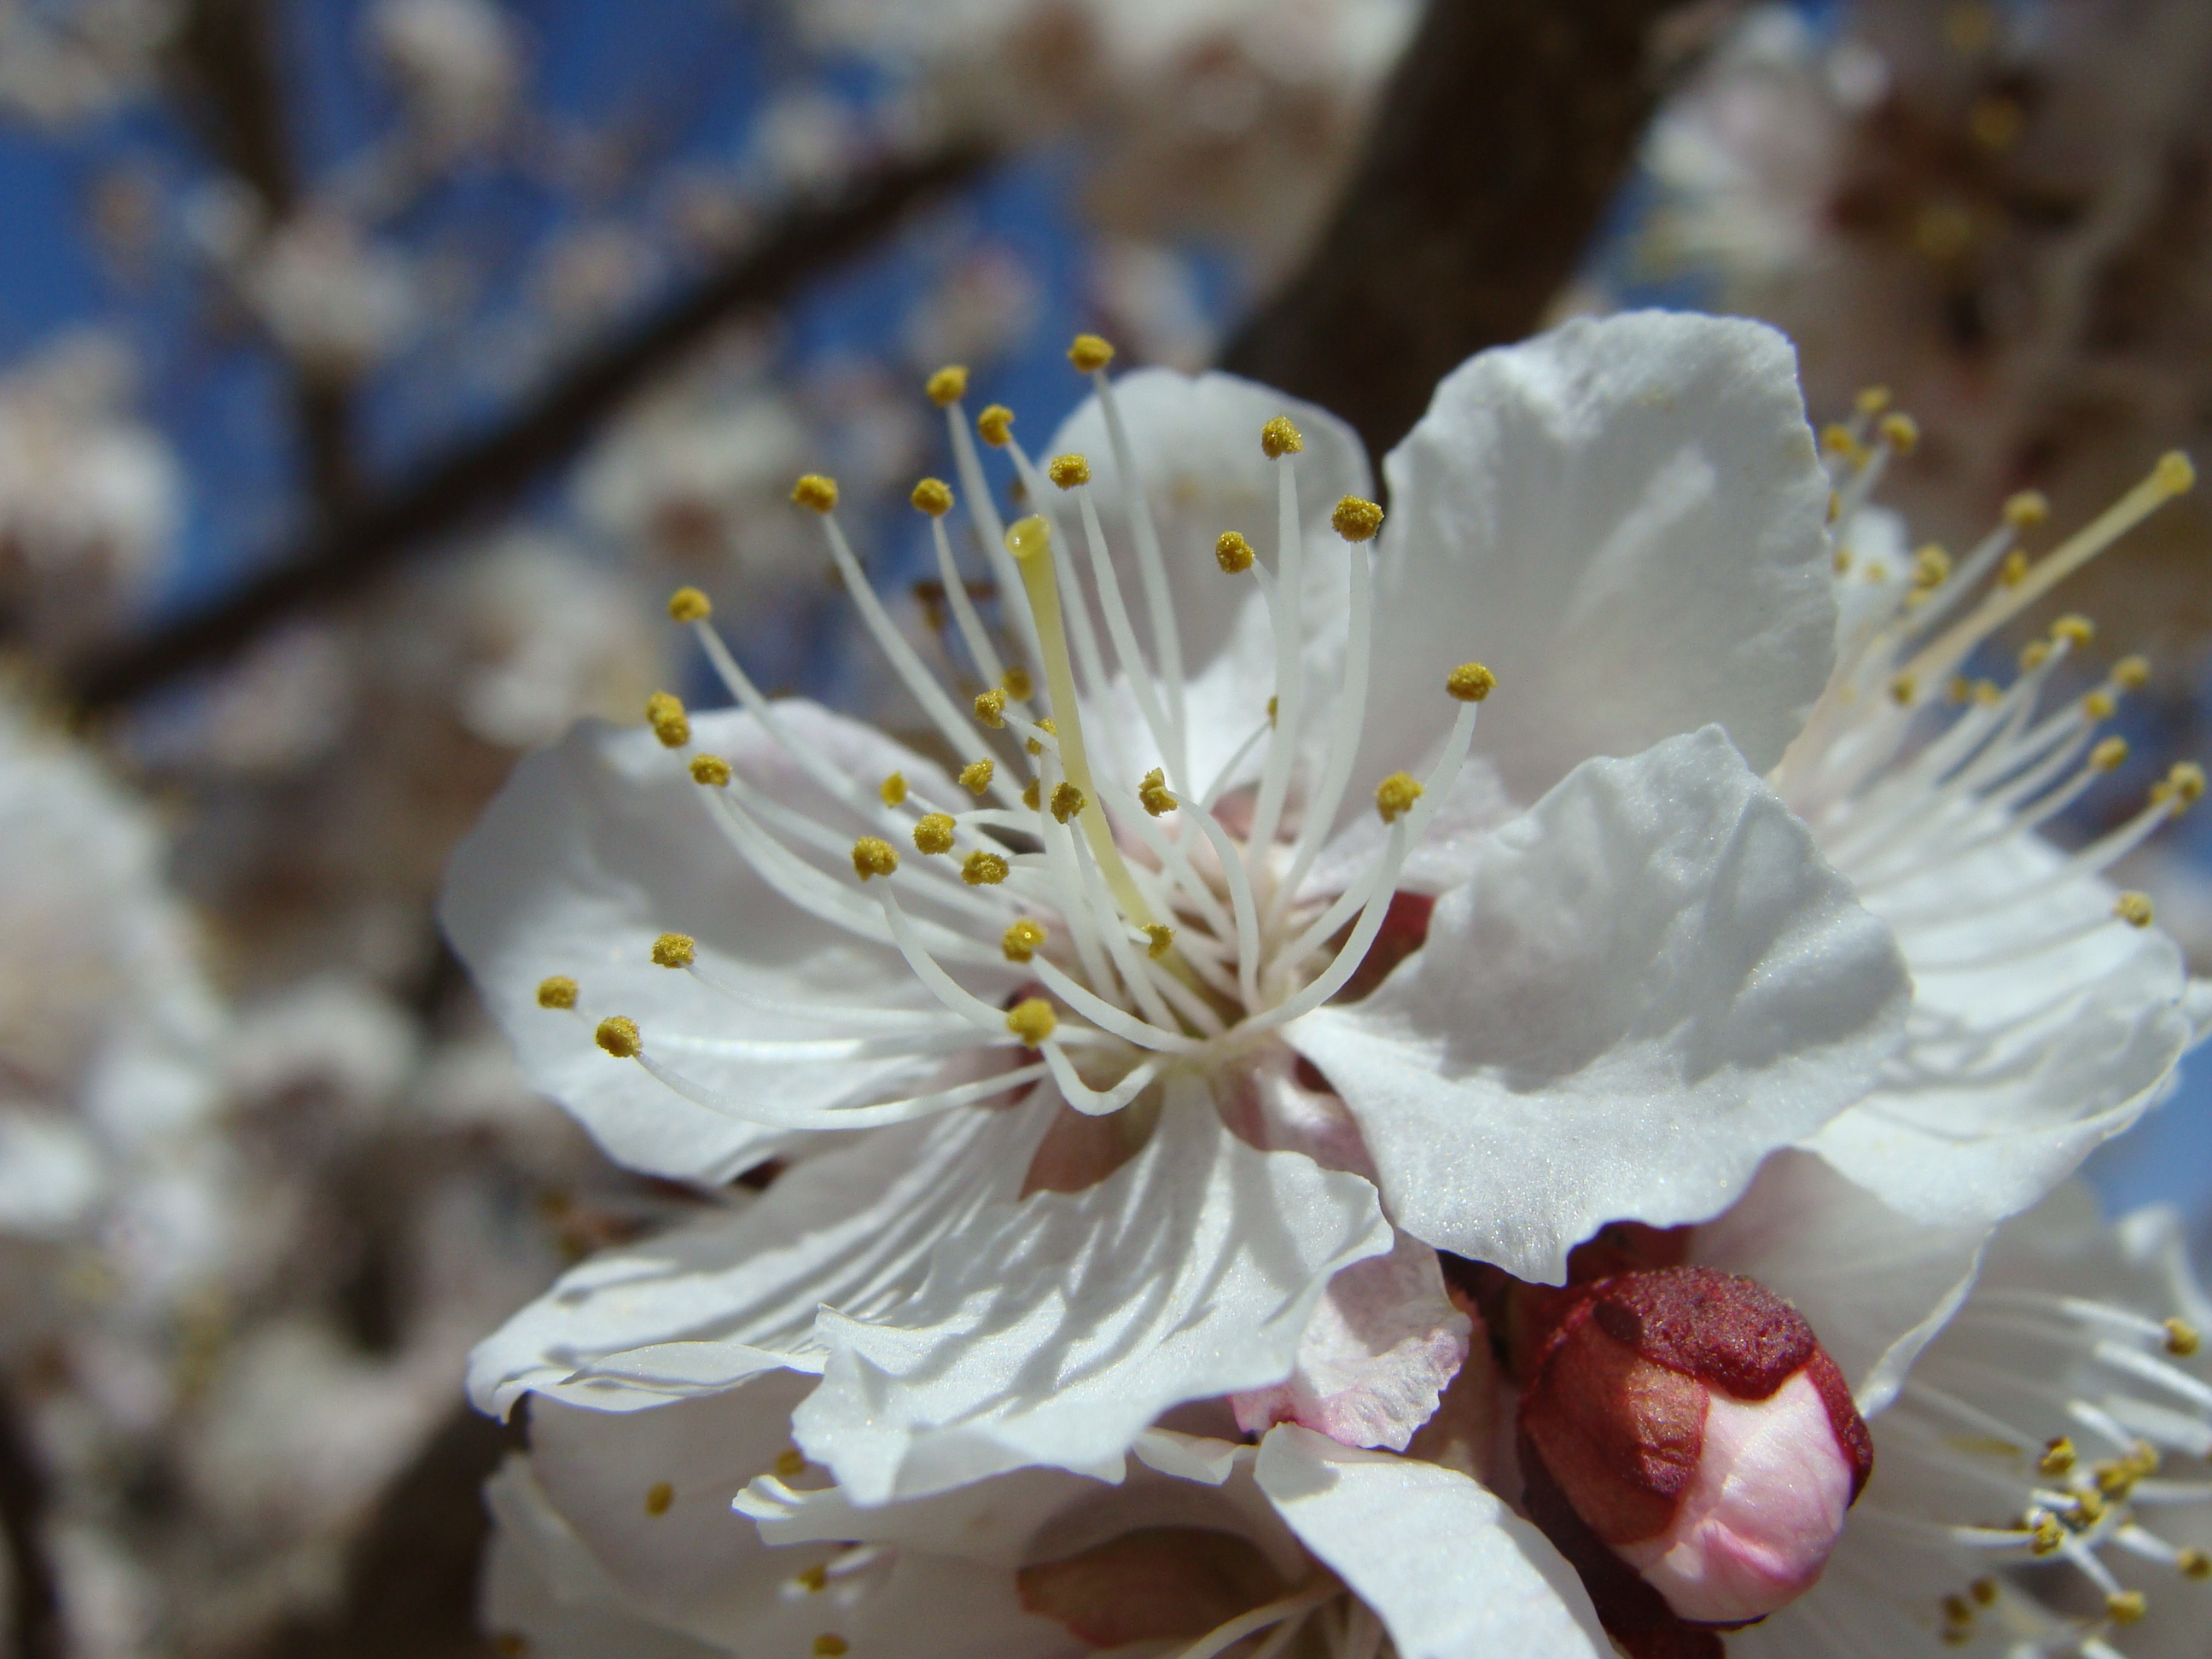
[[1216, 530, 1255, 573], [645, 691, 690, 748], [1085, 352, 1188, 778], [596, 1016, 641, 1058], [1003, 919, 1045, 963], [691, 754, 733, 787], [667, 585, 712, 622], [912, 814, 957, 856], [959, 760, 995, 795], [962, 850, 1009, 886], [537, 976, 578, 1010], [852, 837, 899, 881], [1245, 429, 1311, 859], [1006, 998, 1057, 1046], [650, 933, 695, 969]]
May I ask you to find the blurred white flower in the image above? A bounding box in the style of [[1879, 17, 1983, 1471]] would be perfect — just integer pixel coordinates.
[[243, 209, 421, 378], [368, 0, 523, 158]]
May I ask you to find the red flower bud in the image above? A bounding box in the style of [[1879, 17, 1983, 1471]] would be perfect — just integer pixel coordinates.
[[1516, 1266, 1872, 1658]]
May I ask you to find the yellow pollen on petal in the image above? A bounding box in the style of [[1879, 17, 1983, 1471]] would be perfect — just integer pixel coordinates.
[[2085, 690, 2118, 722], [2052, 614, 2095, 646], [977, 405, 1015, 447], [1001, 665, 1033, 700], [911, 477, 953, 516], [974, 688, 1007, 729], [1215, 530, 1255, 573], [2115, 655, 2152, 690], [926, 364, 969, 406], [1050, 781, 1086, 824], [2108, 1592, 2148, 1626], [1022, 778, 1040, 810], [791, 474, 839, 513], [1376, 771, 1423, 824], [1138, 767, 1178, 815], [1144, 923, 1173, 959], [645, 1482, 674, 1516], [2040, 1437, 2079, 1476], [1006, 998, 1057, 1046], [1879, 411, 1921, 454], [1914, 545, 1953, 589], [1048, 452, 1091, 489], [1447, 661, 1497, 702], [2005, 490, 2051, 527], [1856, 385, 1893, 416], [690, 754, 732, 786], [1260, 416, 1304, 458], [646, 691, 690, 748], [667, 585, 712, 622], [536, 976, 579, 1010], [2000, 550, 2030, 587], [961, 850, 1009, 886], [2179, 1547, 2211, 1579], [812, 1638, 849, 1659], [595, 1016, 641, 1058], [2091, 736, 2129, 771], [880, 771, 908, 806], [1002, 919, 1046, 963], [912, 813, 957, 856], [959, 759, 995, 795], [651, 933, 696, 969], [1068, 333, 1115, 373], [2166, 1317, 2202, 1357], [851, 837, 899, 881], [1332, 496, 1384, 541]]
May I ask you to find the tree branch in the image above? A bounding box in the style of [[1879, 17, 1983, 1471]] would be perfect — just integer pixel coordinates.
[[0, 1382, 64, 1659], [70, 140, 993, 710]]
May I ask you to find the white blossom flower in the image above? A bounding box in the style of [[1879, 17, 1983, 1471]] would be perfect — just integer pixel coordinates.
[[446, 311, 1911, 1510]]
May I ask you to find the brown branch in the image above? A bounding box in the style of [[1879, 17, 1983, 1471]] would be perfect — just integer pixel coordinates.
[[1220, 0, 1733, 459], [0, 1382, 64, 1659], [70, 140, 994, 711]]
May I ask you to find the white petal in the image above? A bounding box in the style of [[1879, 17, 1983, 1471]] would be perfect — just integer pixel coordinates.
[[467, 1102, 1039, 1417], [1363, 311, 1835, 809], [438, 702, 1014, 1182], [1291, 729, 1908, 1284], [793, 1076, 1392, 1504], [1254, 1424, 1612, 1659], [1691, 1150, 1987, 1417], [1231, 1231, 1470, 1452]]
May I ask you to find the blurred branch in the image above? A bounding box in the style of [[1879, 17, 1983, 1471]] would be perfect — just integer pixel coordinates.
[[69, 140, 994, 712], [1221, 0, 1739, 458], [0, 1383, 64, 1659]]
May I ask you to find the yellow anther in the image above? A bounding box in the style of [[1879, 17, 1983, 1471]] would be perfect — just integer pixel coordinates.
[[1833, 548, 1854, 575], [1048, 452, 1091, 489], [1941, 1594, 1970, 1624], [2180, 1547, 2211, 1579], [2165, 1317, 2201, 1356], [1890, 672, 1918, 707], [795, 1563, 828, 1592], [595, 1016, 641, 1059], [2039, 1437, 2078, 1476], [1865, 562, 1891, 585], [880, 771, 908, 806], [1266, 696, 1278, 725], [2072, 1488, 2107, 1526], [927, 364, 969, 405], [667, 585, 712, 622], [2085, 690, 2118, 722], [977, 405, 1014, 447], [2167, 762, 2206, 811], [1004, 514, 1050, 563], [1138, 767, 1178, 816], [2004, 490, 2050, 527], [651, 933, 696, 969], [1856, 386, 1893, 416], [2130, 1441, 2162, 1476], [1970, 1579, 1997, 1606], [2031, 1516, 2065, 1556], [1006, 998, 1057, 1047], [536, 976, 579, 1010], [1879, 411, 1921, 454], [645, 1481, 674, 1516], [1001, 666, 1033, 700], [962, 850, 1009, 886], [2107, 1591, 2147, 1626], [912, 813, 957, 856], [2115, 892, 2155, 928], [1447, 661, 1497, 702], [1974, 679, 2002, 706], [646, 691, 690, 748], [1970, 94, 2024, 150], [1068, 334, 1114, 373], [1215, 530, 1255, 573], [791, 474, 839, 513], [1376, 771, 1424, 824], [1026, 715, 1055, 757], [974, 688, 1007, 729], [959, 759, 995, 795], [911, 477, 953, 516], [1332, 495, 1384, 542], [1914, 545, 1953, 589], [1260, 416, 1304, 458], [1827, 490, 1842, 525], [2156, 451, 2196, 496], [1144, 923, 1173, 960], [1002, 918, 1046, 963], [812, 1638, 849, 1659], [2052, 614, 2095, 646], [2019, 641, 2051, 672], [1948, 676, 1972, 702], [690, 754, 732, 787], [774, 1449, 806, 1479], [2091, 736, 2129, 771], [1049, 781, 1086, 824], [851, 837, 899, 881], [2114, 655, 2152, 690], [2096, 1459, 2142, 1499], [1821, 422, 1865, 463], [1022, 778, 1040, 810], [2000, 549, 2030, 587]]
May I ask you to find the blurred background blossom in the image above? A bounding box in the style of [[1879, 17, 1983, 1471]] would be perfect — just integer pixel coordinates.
[[0, 0, 2209, 1654]]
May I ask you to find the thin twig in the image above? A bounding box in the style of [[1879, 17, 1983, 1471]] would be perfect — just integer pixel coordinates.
[[0, 1381, 64, 1659]]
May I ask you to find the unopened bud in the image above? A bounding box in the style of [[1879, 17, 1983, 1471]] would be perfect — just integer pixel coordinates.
[[1516, 1266, 1871, 1642]]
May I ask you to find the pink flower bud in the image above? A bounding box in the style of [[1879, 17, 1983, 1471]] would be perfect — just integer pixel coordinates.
[[1516, 1266, 1871, 1657]]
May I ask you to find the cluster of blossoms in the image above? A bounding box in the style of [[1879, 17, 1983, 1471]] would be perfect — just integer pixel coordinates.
[[442, 308, 2209, 1657]]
